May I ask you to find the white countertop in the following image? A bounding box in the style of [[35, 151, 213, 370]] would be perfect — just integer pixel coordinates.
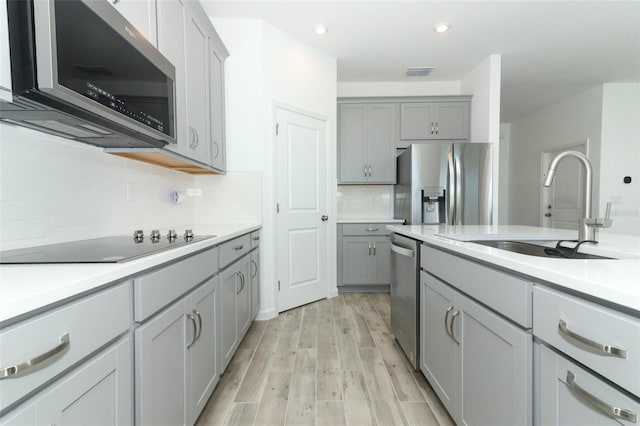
[[387, 224, 640, 314], [0, 223, 261, 324], [338, 218, 405, 224]]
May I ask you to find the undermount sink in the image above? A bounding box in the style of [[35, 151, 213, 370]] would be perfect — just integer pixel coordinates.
[[471, 240, 612, 260]]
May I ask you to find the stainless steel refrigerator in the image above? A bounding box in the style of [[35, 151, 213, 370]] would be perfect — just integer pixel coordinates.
[[394, 143, 493, 225], [390, 143, 492, 370]]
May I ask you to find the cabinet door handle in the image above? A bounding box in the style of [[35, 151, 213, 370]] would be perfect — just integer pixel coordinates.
[[194, 309, 202, 343], [364, 164, 367, 178], [368, 244, 372, 256], [449, 310, 460, 345], [368, 165, 372, 178], [430, 122, 435, 135], [187, 313, 197, 349], [233, 245, 244, 251], [241, 272, 246, 292], [0, 334, 70, 380], [251, 260, 258, 278], [558, 319, 626, 358], [566, 371, 637, 423], [366, 228, 379, 232], [444, 306, 453, 339], [213, 141, 219, 159], [435, 122, 439, 135], [373, 243, 376, 256], [236, 272, 242, 295]]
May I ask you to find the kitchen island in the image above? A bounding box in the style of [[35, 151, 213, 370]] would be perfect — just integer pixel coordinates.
[[389, 224, 640, 426]]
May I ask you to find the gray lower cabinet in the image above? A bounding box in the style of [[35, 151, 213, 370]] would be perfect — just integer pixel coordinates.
[[338, 223, 391, 291], [421, 269, 532, 426], [220, 254, 251, 372], [338, 103, 397, 184], [400, 101, 470, 142], [0, 336, 133, 426], [135, 275, 219, 426]]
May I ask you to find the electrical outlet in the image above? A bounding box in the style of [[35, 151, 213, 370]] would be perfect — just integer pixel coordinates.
[[126, 182, 135, 201]]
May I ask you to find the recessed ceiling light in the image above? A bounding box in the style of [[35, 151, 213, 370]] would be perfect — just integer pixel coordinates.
[[313, 25, 328, 36], [434, 22, 451, 33]]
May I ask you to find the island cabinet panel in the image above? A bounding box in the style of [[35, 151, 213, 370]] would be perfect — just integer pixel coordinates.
[[533, 286, 640, 398], [420, 271, 532, 426], [538, 343, 640, 426]]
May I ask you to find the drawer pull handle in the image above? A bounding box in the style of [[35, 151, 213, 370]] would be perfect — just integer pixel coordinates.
[[252, 236, 260, 241], [233, 245, 244, 251], [449, 310, 461, 345], [187, 313, 198, 349], [366, 228, 379, 232], [558, 319, 627, 358], [566, 371, 637, 423], [0, 334, 70, 380]]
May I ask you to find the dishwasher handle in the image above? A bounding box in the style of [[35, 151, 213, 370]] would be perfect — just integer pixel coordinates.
[[391, 243, 415, 258]]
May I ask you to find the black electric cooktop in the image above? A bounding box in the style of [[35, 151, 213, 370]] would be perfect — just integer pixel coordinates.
[[0, 233, 215, 264]]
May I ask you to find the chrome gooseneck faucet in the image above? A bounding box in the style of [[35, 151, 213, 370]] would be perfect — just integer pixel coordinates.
[[543, 151, 595, 241]]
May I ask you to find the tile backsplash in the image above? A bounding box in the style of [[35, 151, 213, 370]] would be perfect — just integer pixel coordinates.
[[0, 123, 262, 250], [337, 185, 394, 219]]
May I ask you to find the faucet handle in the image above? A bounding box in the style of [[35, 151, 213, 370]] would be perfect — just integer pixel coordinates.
[[585, 202, 613, 229], [601, 202, 613, 227]]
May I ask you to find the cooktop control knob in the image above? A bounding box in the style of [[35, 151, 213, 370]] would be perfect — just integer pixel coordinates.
[[133, 229, 144, 243], [184, 229, 194, 242], [150, 229, 161, 243], [167, 229, 178, 242]]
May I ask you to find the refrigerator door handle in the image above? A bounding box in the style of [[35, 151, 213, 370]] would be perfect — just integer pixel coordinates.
[[447, 149, 456, 224], [454, 152, 463, 225]]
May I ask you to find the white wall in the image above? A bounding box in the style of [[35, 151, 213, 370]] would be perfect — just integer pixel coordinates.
[[600, 83, 640, 235], [337, 81, 460, 98], [461, 55, 502, 145], [508, 86, 604, 227], [212, 18, 337, 319]]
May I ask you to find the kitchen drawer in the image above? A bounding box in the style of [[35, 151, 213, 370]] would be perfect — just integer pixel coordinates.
[[421, 244, 532, 328], [341, 223, 391, 236], [250, 231, 260, 249], [533, 286, 640, 397], [219, 234, 251, 269], [134, 247, 218, 322], [539, 343, 639, 425], [0, 282, 130, 412]]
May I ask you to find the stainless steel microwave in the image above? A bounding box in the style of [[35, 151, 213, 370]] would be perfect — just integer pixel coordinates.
[[1, 0, 176, 148]]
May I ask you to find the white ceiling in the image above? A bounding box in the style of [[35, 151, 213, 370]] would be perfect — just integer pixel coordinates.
[[203, 1, 640, 122]]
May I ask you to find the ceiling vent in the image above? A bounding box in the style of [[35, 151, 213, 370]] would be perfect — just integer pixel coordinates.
[[406, 67, 434, 77]]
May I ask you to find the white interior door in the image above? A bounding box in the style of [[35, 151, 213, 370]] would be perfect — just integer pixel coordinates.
[[276, 106, 329, 312], [541, 141, 588, 230]]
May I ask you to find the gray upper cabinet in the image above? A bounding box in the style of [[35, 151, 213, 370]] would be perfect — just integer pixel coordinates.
[[400, 102, 469, 142], [338, 103, 397, 184], [155, 0, 228, 171]]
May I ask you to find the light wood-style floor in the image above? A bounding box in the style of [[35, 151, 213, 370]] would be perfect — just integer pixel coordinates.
[[196, 293, 454, 426]]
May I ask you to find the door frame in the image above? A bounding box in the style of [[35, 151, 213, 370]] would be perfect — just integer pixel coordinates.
[[539, 139, 589, 228], [272, 101, 335, 314]]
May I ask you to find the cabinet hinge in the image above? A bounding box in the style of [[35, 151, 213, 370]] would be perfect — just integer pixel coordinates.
[[276, 123, 279, 135], [278, 281, 281, 291]]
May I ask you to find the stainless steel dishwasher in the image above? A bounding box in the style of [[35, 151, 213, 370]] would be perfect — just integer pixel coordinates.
[[390, 233, 420, 370]]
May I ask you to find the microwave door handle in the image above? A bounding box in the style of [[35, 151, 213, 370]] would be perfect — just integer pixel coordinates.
[[454, 152, 463, 225], [447, 149, 456, 224]]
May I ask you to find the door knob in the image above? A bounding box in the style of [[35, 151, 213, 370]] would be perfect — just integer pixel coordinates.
[[321, 215, 328, 222]]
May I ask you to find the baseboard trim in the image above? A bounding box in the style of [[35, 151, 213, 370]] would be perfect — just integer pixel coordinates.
[[255, 308, 277, 321]]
